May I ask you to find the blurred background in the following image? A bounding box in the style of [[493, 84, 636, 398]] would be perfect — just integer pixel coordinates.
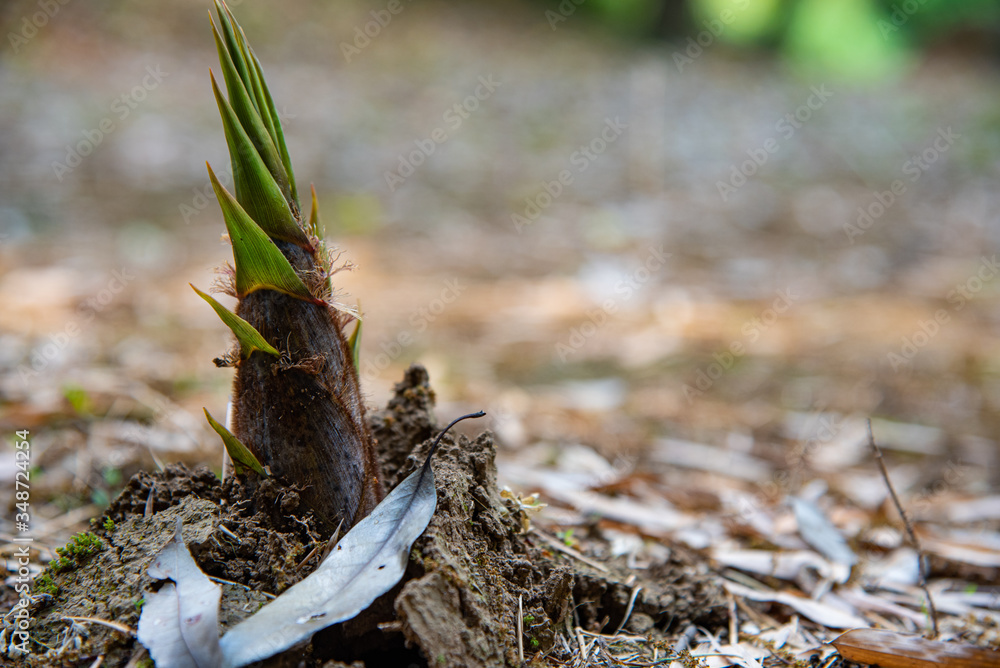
[[2, 0, 1000, 541]]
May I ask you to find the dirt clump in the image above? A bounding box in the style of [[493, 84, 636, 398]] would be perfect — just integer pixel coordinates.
[[14, 365, 721, 667]]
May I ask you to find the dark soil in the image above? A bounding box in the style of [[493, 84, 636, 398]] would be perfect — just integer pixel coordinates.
[[16, 365, 722, 667]]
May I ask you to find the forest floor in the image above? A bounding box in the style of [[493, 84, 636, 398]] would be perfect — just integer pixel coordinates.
[[2, 0, 1000, 665]]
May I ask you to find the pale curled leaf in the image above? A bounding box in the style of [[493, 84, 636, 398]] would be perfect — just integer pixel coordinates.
[[722, 579, 868, 628], [137, 522, 223, 668], [790, 496, 857, 574], [218, 459, 438, 667], [831, 628, 1000, 668]]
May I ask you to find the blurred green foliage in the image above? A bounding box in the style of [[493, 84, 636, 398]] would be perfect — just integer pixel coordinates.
[[538, 0, 999, 80]]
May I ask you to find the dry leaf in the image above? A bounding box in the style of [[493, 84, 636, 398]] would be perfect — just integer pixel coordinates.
[[137, 521, 223, 668], [831, 628, 1000, 668], [217, 453, 440, 667]]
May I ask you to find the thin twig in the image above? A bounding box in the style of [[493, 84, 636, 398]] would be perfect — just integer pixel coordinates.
[[518, 594, 525, 665], [530, 528, 609, 573], [61, 616, 133, 636], [576, 628, 647, 642], [613, 585, 642, 636], [207, 575, 275, 599], [319, 518, 345, 563], [295, 540, 321, 571], [867, 418, 939, 638], [123, 646, 147, 668], [216, 523, 242, 544], [727, 591, 737, 645], [144, 485, 155, 519]]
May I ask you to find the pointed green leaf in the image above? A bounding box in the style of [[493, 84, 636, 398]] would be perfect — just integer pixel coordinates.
[[248, 47, 298, 205], [208, 162, 320, 303], [213, 0, 254, 105], [307, 184, 321, 238], [347, 313, 362, 371], [216, 1, 285, 199], [191, 284, 280, 359], [210, 18, 292, 203], [204, 408, 267, 476], [217, 7, 281, 180], [234, 26, 278, 148], [211, 71, 309, 248]]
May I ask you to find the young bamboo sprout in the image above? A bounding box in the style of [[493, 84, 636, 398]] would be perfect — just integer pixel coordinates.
[[193, 0, 382, 532]]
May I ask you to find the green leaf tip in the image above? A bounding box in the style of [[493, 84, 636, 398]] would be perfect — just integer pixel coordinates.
[[207, 162, 321, 304], [307, 184, 322, 238], [213, 0, 299, 206], [190, 284, 280, 359], [209, 17, 292, 204], [213, 0, 252, 98], [248, 45, 298, 204], [204, 408, 267, 476], [347, 307, 362, 371], [210, 71, 309, 249]]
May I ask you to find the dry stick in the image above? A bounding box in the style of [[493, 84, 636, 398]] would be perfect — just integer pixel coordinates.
[[517, 594, 525, 665], [216, 523, 242, 544], [530, 528, 610, 573], [122, 647, 147, 668], [62, 616, 133, 636], [866, 419, 939, 638], [613, 585, 643, 636], [726, 591, 737, 646]]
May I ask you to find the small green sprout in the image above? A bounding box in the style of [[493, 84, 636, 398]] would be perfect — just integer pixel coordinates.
[[556, 529, 577, 548], [34, 573, 58, 596]]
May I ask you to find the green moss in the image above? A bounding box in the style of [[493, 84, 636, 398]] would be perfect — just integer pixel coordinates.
[[33, 572, 58, 596], [103, 517, 115, 531], [529, 637, 539, 648], [52, 532, 105, 573]]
